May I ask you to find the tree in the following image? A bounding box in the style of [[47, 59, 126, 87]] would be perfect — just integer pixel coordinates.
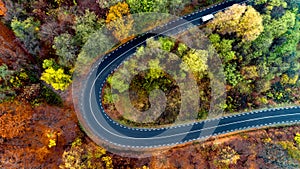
[[96, 0, 122, 8], [60, 138, 113, 169], [181, 49, 208, 78], [40, 59, 72, 91], [295, 133, 300, 146], [0, 101, 32, 139], [224, 63, 243, 87], [53, 33, 77, 68], [73, 10, 104, 45], [126, 0, 189, 14], [241, 66, 259, 79], [209, 34, 236, 63], [126, 0, 167, 13], [266, 10, 296, 38], [10, 17, 40, 55], [106, 2, 134, 42], [208, 4, 263, 42], [238, 6, 264, 42], [158, 37, 175, 52], [0, 0, 7, 16], [0, 64, 13, 85]]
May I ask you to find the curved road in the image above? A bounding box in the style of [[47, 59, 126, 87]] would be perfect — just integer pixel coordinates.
[[78, 0, 300, 150]]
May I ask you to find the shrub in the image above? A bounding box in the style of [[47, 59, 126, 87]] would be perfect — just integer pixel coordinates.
[[60, 138, 113, 169], [279, 141, 300, 160], [40, 85, 63, 106], [0, 101, 33, 139]]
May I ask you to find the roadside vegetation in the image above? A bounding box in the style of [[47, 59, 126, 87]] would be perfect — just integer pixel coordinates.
[[0, 0, 299, 168], [103, 0, 300, 127]]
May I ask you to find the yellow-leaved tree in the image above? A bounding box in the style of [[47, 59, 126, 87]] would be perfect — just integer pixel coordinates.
[[40, 59, 72, 91], [208, 4, 263, 42], [106, 2, 134, 42]]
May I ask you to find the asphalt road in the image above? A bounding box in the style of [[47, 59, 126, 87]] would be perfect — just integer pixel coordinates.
[[77, 0, 300, 149]]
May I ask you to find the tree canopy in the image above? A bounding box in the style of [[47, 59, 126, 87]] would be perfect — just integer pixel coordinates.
[[208, 4, 263, 42]]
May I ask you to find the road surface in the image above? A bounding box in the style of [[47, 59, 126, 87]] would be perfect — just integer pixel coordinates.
[[77, 0, 300, 150]]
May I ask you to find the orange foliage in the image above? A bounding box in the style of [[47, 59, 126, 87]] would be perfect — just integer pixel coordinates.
[[0, 101, 32, 139], [106, 2, 134, 42], [0, 0, 7, 16], [0, 101, 80, 168]]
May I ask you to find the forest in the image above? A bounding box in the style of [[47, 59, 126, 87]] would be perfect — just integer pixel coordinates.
[[0, 0, 300, 168]]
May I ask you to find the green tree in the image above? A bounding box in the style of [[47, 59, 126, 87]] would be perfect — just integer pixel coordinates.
[[73, 10, 104, 45], [107, 72, 128, 93], [126, 0, 189, 14], [146, 59, 164, 80], [11, 17, 40, 55], [126, 0, 168, 13], [158, 37, 175, 52], [53, 33, 77, 68], [210, 34, 236, 63], [224, 63, 243, 87], [181, 49, 208, 78], [0, 64, 13, 85]]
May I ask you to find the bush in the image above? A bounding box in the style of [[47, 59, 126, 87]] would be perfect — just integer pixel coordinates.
[[40, 85, 62, 106]]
